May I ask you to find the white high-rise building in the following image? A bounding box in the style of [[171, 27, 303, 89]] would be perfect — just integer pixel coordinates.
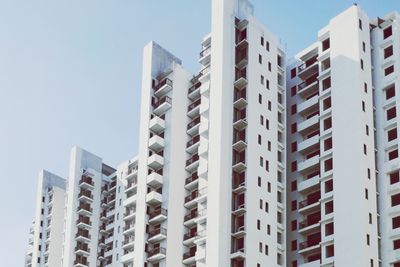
[[25, 1, 400, 267], [27, 170, 66, 267]]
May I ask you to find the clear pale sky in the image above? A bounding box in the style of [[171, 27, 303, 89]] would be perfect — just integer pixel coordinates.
[[0, 0, 398, 265]]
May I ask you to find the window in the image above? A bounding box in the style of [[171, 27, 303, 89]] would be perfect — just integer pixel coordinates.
[[258, 94, 262, 104], [266, 41, 270, 51], [259, 54, 262, 64], [387, 106, 397, 120], [362, 42, 366, 52], [265, 245, 269, 255], [291, 180, 297, 191], [386, 85, 395, 100], [267, 224, 271, 234], [291, 104, 297, 115], [291, 161, 297, 172], [324, 158, 333, 172], [362, 101, 365, 111], [393, 216, 400, 229], [368, 168, 371, 179], [324, 137, 332, 151], [291, 86, 296, 96], [266, 119, 270, 130], [366, 125, 369, 136], [258, 134, 262, 145], [325, 201, 334, 214], [291, 123, 297, 133], [259, 242, 262, 252], [291, 68, 296, 78], [367, 234, 370, 245], [390, 171, 400, 185], [265, 202, 269, 213], [268, 62, 272, 72], [291, 220, 297, 231], [384, 45, 394, 59], [392, 193, 400, 207], [385, 65, 394, 76], [265, 160, 269, 171], [292, 261, 298, 267], [322, 77, 331, 90], [325, 222, 334, 236], [325, 179, 333, 193], [365, 188, 369, 199], [266, 79, 270, 89], [258, 176, 262, 187], [323, 97, 331, 110], [260, 115, 264, 125], [360, 59, 364, 70], [383, 26, 392, 39], [291, 200, 297, 211], [291, 240, 297, 251], [268, 141, 271, 151], [388, 128, 397, 142], [260, 156, 264, 167], [257, 219, 261, 230], [389, 149, 399, 161], [359, 19, 363, 30], [364, 82, 368, 93], [268, 101, 272, 111], [324, 117, 332, 130], [369, 213, 372, 224], [260, 75, 265, 85], [322, 38, 330, 51], [364, 144, 367, 155], [267, 182, 271, 192], [261, 36, 264, 46], [394, 239, 400, 250], [291, 142, 297, 152], [326, 244, 334, 257]]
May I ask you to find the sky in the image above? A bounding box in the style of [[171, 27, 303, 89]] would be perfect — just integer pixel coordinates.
[[0, 0, 399, 265]]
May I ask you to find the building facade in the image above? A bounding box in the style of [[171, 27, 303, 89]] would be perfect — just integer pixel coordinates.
[[25, 1, 400, 267]]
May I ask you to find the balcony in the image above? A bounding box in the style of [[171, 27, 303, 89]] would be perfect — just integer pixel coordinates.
[[299, 214, 321, 232], [122, 236, 135, 249], [123, 193, 137, 207], [199, 46, 211, 65], [234, 69, 247, 90], [125, 178, 138, 193], [147, 172, 163, 188], [232, 225, 245, 238], [299, 237, 321, 253], [230, 247, 246, 259], [297, 95, 319, 115], [76, 217, 91, 229], [78, 190, 93, 203], [298, 175, 320, 194], [148, 227, 167, 243], [299, 195, 320, 214], [149, 115, 165, 134], [235, 51, 248, 69], [154, 78, 173, 97], [79, 176, 94, 190], [183, 209, 206, 226], [147, 247, 166, 263], [121, 248, 135, 263], [186, 135, 200, 154], [232, 179, 246, 194], [75, 231, 91, 243], [187, 116, 201, 136], [298, 135, 320, 155], [146, 191, 163, 205], [182, 250, 196, 265], [297, 58, 318, 80], [188, 81, 201, 100], [233, 110, 247, 131], [184, 188, 207, 208], [232, 202, 246, 215], [199, 66, 211, 82], [123, 222, 135, 235], [153, 96, 172, 116], [147, 153, 164, 170], [233, 89, 247, 110], [148, 208, 168, 224], [186, 154, 200, 172], [75, 245, 90, 256], [183, 230, 197, 245], [148, 135, 165, 152], [298, 155, 320, 174], [77, 204, 93, 217], [298, 76, 319, 98], [74, 258, 89, 267], [232, 152, 246, 173], [123, 208, 136, 221], [187, 97, 201, 118], [185, 173, 199, 190], [298, 115, 319, 135], [232, 131, 247, 152]]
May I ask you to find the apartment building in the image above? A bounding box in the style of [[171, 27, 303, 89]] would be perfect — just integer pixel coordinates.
[[27, 170, 66, 267], [371, 12, 400, 267]]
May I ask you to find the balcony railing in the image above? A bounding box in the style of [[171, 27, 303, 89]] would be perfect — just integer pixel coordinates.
[[78, 190, 93, 200], [148, 208, 167, 220], [183, 250, 196, 260], [299, 215, 321, 229], [154, 78, 172, 92], [153, 96, 172, 109], [186, 154, 199, 167], [188, 82, 201, 94], [148, 227, 167, 239], [77, 204, 92, 213], [185, 173, 199, 185], [187, 116, 201, 130], [200, 46, 211, 58], [147, 247, 166, 258], [79, 176, 94, 187], [188, 98, 201, 112], [187, 135, 200, 148], [299, 237, 321, 250]]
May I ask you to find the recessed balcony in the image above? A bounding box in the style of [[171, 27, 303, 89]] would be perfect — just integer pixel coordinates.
[[298, 135, 320, 155], [298, 115, 319, 135], [146, 191, 163, 205], [122, 236, 135, 249], [149, 116, 165, 134], [75, 231, 91, 243], [76, 217, 92, 229], [123, 222, 135, 235], [147, 172, 163, 188], [148, 227, 167, 243], [148, 208, 167, 224], [297, 59, 319, 80], [147, 154, 164, 170], [232, 180, 246, 194], [298, 77, 319, 99], [232, 135, 247, 152], [153, 78, 173, 98], [232, 157, 246, 173], [148, 135, 165, 152], [298, 155, 320, 174], [199, 46, 211, 65], [234, 73, 248, 90], [299, 215, 321, 233], [79, 176, 94, 190], [298, 237, 321, 254], [232, 225, 246, 238], [123, 194, 137, 207], [153, 96, 172, 116], [230, 248, 246, 259], [183, 231, 197, 246], [78, 191, 93, 203], [232, 203, 246, 215], [74, 258, 89, 267], [298, 175, 320, 194], [147, 247, 166, 263], [182, 251, 196, 265], [77, 204, 93, 217], [298, 95, 319, 115], [123, 208, 136, 221], [75, 245, 90, 256]]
